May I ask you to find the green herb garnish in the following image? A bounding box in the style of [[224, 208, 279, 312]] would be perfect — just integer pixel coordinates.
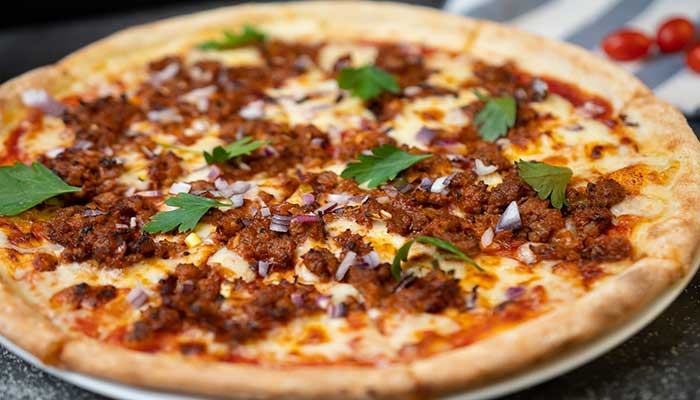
[[203, 137, 269, 165], [197, 25, 266, 50], [337, 65, 400, 101], [473, 91, 517, 141], [142, 193, 226, 234], [341, 144, 431, 188], [516, 160, 573, 209], [0, 162, 80, 216], [391, 236, 481, 280]]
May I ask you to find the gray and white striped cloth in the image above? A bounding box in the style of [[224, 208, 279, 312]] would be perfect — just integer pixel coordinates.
[[444, 0, 700, 116]]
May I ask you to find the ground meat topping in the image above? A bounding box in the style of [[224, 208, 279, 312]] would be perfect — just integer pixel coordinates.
[[50, 282, 117, 310]]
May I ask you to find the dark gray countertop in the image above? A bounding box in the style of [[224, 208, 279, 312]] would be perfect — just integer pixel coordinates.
[[0, 2, 698, 399]]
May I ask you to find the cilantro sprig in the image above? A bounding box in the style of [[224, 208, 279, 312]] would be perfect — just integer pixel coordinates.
[[197, 25, 266, 50], [203, 137, 269, 165], [391, 236, 482, 280], [516, 160, 573, 209], [337, 65, 400, 101], [473, 91, 517, 141], [0, 162, 80, 216], [341, 144, 431, 188], [142, 193, 226, 234]]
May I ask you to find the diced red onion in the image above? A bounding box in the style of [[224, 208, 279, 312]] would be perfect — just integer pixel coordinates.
[[328, 193, 352, 206], [240, 100, 265, 119], [466, 285, 479, 309], [130, 217, 137, 228], [45, 147, 65, 158], [404, 86, 422, 96], [335, 251, 356, 281], [124, 187, 136, 197], [495, 201, 522, 232], [506, 285, 526, 301], [327, 302, 348, 318], [419, 177, 433, 190], [290, 292, 305, 307], [270, 223, 289, 233], [270, 214, 292, 233], [231, 181, 251, 194], [169, 182, 191, 195], [315, 202, 337, 215], [481, 227, 494, 248], [20, 89, 66, 117], [517, 244, 537, 265], [115, 223, 130, 230], [257, 261, 270, 277], [231, 194, 244, 208], [393, 275, 416, 293], [262, 146, 278, 157], [250, 207, 258, 217], [301, 193, 315, 206], [531, 78, 548, 99], [473, 159, 498, 176], [147, 108, 183, 123], [74, 140, 93, 150], [135, 190, 163, 197], [149, 63, 179, 84], [82, 209, 105, 217], [415, 126, 437, 145], [126, 285, 149, 308], [362, 251, 381, 269], [315, 295, 331, 309], [430, 176, 450, 193], [207, 165, 221, 180], [260, 206, 271, 217], [291, 214, 319, 224], [310, 137, 326, 147]]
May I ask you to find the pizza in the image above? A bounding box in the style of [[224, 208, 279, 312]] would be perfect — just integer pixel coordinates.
[[0, 2, 698, 398]]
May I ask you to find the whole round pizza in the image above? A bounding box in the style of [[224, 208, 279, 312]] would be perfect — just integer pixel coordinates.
[[0, 2, 698, 398]]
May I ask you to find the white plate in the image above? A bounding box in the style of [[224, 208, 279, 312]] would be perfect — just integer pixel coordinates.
[[2, 257, 698, 400]]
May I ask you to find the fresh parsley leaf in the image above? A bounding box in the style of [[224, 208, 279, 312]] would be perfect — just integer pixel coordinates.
[[341, 144, 431, 188], [391, 236, 482, 280], [203, 137, 268, 165], [142, 193, 226, 234], [0, 162, 80, 216], [473, 91, 517, 141], [337, 65, 400, 100], [516, 160, 573, 209], [197, 25, 266, 50]]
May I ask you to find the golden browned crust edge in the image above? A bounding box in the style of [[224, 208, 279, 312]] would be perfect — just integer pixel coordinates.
[[0, 1, 696, 399], [60, 339, 416, 400], [0, 277, 66, 363]]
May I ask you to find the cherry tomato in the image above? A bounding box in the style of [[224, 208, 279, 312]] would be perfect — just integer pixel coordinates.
[[656, 17, 696, 53], [686, 43, 700, 73], [601, 29, 653, 61]]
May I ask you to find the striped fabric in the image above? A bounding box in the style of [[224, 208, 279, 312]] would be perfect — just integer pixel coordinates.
[[443, 0, 700, 116]]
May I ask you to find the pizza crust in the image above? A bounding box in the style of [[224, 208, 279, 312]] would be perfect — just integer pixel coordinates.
[[0, 2, 698, 398]]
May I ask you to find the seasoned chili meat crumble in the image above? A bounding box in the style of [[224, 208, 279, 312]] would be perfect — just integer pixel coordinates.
[[0, 34, 662, 367]]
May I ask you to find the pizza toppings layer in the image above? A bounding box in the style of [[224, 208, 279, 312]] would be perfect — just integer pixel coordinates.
[[0, 26, 668, 366]]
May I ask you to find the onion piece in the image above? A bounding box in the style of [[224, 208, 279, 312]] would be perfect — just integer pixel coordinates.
[[327, 303, 348, 318], [207, 165, 221, 180], [419, 177, 433, 191], [240, 100, 265, 119], [301, 193, 315, 206], [473, 159, 498, 176], [126, 285, 150, 308], [517, 244, 537, 265], [257, 261, 271, 277], [290, 292, 305, 307], [495, 201, 522, 232], [231, 194, 244, 208], [393, 275, 416, 293], [149, 63, 179, 84], [315, 295, 331, 309], [291, 214, 319, 224], [315, 202, 337, 215], [415, 126, 437, 145], [260, 206, 271, 217], [168, 182, 191, 195], [335, 251, 356, 281], [505, 285, 526, 301], [147, 108, 183, 123], [45, 147, 65, 158], [21, 89, 66, 117], [430, 176, 450, 193], [362, 251, 381, 269], [135, 190, 163, 197], [327, 193, 352, 206], [74, 140, 93, 150], [480, 227, 494, 248], [270, 214, 292, 233]]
